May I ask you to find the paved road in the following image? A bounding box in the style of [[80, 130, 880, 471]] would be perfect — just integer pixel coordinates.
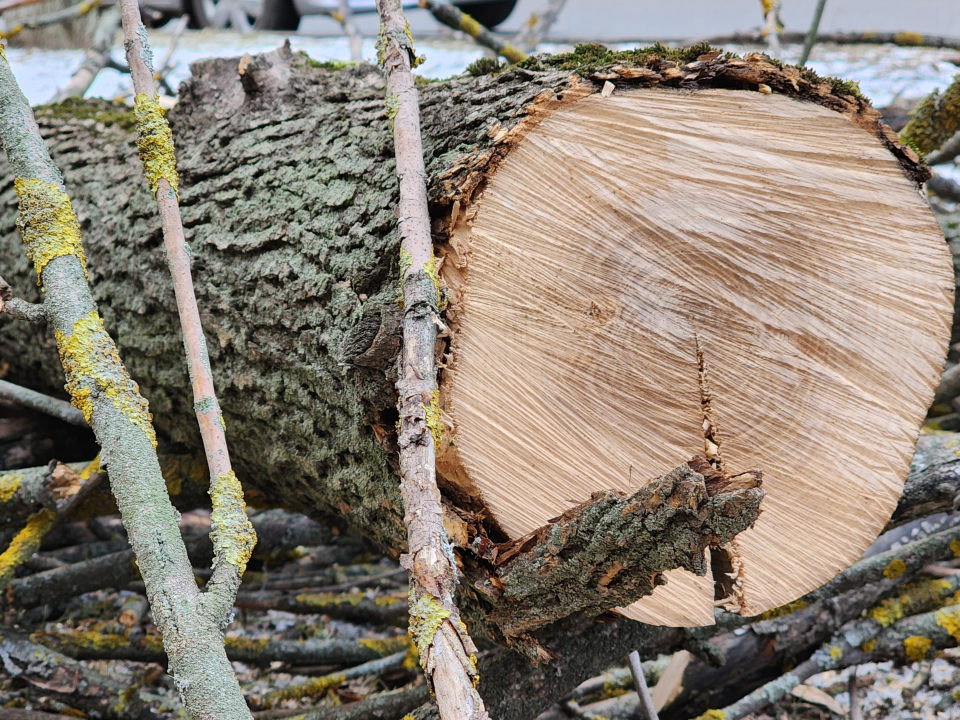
[[301, 0, 960, 42]]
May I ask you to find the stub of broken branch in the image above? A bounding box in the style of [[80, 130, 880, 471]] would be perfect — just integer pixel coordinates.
[[460, 459, 762, 656]]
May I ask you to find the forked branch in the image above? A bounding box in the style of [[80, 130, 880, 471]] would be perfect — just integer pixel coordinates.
[[0, 36, 252, 720]]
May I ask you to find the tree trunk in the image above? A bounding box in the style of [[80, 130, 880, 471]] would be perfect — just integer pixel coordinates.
[[0, 45, 949, 629]]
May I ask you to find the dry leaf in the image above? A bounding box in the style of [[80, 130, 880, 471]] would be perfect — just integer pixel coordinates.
[[791, 684, 844, 715]]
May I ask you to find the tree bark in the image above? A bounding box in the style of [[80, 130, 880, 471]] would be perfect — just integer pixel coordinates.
[[0, 46, 937, 633]]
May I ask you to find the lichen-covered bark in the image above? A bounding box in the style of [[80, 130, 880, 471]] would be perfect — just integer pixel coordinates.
[[473, 462, 763, 644]]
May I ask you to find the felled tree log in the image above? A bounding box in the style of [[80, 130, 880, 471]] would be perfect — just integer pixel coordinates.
[[0, 45, 949, 631]]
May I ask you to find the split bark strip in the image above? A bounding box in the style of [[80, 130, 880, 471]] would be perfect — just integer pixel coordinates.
[[375, 3, 488, 717], [418, 0, 526, 63], [513, 0, 568, 53], [117, 0, 256, 606], [0, 378, 87, 426], [0, 45, 251, 720]]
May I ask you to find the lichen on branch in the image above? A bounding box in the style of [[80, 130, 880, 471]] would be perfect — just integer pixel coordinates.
[[56, 310, 157, 448], [14, 177, 88, 285], [133, 93, 179, 197], [210, 470, 257, 573]]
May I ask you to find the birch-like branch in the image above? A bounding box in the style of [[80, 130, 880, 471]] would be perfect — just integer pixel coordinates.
[[0, 378, 87, 426], [115, 3, 256, 715], [118, 0, 255, 606], [375, 3, 489, 717], [51, 5, 121, 102], [419, 0, 526, 63], [0, 37, 252, 720]]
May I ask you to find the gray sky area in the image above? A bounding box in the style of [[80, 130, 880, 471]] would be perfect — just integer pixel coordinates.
[[301, 1, 960, 42]]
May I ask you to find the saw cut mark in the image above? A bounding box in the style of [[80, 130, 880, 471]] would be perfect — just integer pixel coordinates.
[[439, 87, 953, 625], [697, 333, 724, 471]]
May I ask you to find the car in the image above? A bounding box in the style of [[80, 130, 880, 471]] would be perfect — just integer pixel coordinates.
[[144, 0, 517, 34]]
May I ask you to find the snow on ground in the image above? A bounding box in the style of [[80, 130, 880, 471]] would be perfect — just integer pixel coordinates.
[[9, 26, 960, 108]]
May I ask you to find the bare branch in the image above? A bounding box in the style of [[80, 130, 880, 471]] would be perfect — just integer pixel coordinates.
[[0, 379, 87, 426], [375, 3, 488, 717], [418, 0, 526, 63]]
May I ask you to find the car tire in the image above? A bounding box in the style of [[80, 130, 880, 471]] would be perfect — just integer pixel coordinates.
[[454, 0, 517, 28], [254, 0, 300, 30]]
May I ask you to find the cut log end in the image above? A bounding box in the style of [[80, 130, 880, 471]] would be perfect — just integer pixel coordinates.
[[436, 87, 953, 626]]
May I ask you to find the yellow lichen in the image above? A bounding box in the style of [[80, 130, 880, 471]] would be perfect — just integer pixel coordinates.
[[828, 645, 843, 660], [133, 94, 179, 198], [209, 470, 256, 574], [423, 389, 443, 451], [459, 12, 480, 37], [408, 590, 451, 669], [903, 635, 932, 661], [894, 31, 924, 46], [423, 252, 442, 306], [951, 538, 960, 558], [694, 710, 727, 720], [55, 311, 157, 448], [35, 629, 128, 652], [143, 634, 165, 653], [78, 455, 100, 480], [861, 639, 876, 652], [386, 93, 400, 134], [0, 509, 56, 586], [224, 636, 269, 654], [867, 579, 954, 628], [399, 247, 413, 277], [359, 636, 413, 656], [295, 591, 402, 607], [14, 178, 88, 285], [0, 40, 6, 60], [759, 599, 807, 621], [884, 559, 907, 579], [0, 473, 23, 503], [936, 606, 960, 641], [264, 672, 346, 707]]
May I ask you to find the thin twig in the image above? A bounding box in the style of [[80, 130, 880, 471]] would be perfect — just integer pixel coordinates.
[[691, 30, 960, 51], [262, 650, 410, 708], [513, 0, 567, 53], [848, 667, 861, 720], [375, 3, 488, 718], [798, 0, 827, 66], [628, 650, 659, 720], [51, 5, 121, 102], [928, 173, 960, 203], [926, 130, 960, 165], [154, 13, 188, 95], [0, 379, 87, 426], [116, 3, 257, 706], [333, 0, 362, 63], [418, 0, 525, 63]]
